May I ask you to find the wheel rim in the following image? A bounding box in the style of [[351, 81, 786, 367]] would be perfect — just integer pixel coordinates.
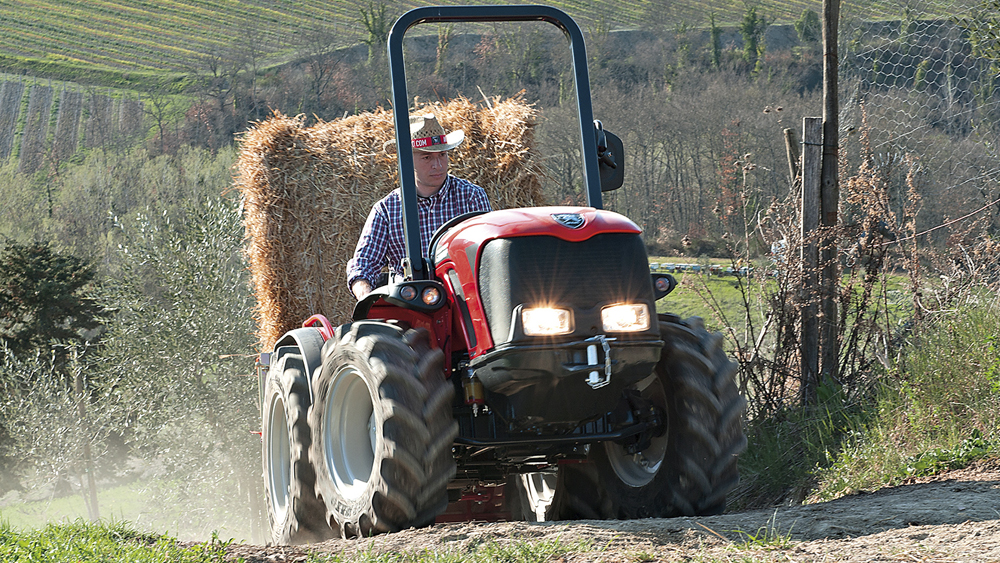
[[604, 373, 669, 487], [521, 473, 556, 521], [323, 366, 375, 501], [265, 391, 291, 521]]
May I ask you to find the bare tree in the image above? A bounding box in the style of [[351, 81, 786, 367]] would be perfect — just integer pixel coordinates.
[[293, 24, 352, 119], [187, 43, 246, 149], [358, 0, 399, 102], [234, 14, 273, 122], [360, 0, 392, 65], [143, 91, 178, 155]]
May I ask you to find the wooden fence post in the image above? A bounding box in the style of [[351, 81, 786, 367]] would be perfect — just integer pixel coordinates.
[[784, 128, 799, 185], [820, 0, 841, 385], [801, 117, 822, 405]]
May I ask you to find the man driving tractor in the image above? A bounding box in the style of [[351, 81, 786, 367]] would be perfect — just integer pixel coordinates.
[[346, 113, 492, 300]]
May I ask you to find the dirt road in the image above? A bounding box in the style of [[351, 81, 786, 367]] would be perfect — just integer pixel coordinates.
[[224, 460, 1000, 562]]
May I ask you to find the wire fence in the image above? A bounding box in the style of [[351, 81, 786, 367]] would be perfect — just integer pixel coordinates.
[[839, 0, 1000, 237]]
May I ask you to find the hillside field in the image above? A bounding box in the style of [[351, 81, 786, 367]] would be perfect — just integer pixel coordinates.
[[0, 0, 970, 76], [0, 0, 822, 73]]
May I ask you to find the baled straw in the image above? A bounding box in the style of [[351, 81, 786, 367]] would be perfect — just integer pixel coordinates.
[[236, 96, 546, 351]]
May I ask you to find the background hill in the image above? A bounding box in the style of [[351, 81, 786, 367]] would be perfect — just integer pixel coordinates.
[[0, 0, 834, 75], [0, 0, 968, 79]]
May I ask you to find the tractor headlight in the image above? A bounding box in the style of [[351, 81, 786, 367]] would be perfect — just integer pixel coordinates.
[[421, 286, 441, 305], [601, 303, 650, 332], [522, 307, 574, 336]]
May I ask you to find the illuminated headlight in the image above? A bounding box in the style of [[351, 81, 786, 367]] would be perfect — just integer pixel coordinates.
[[601, 304, 650, 332], [522, 307, 574, 336], [421, 286, 441, 305]]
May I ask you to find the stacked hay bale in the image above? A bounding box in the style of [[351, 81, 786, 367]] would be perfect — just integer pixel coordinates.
[[237, 96, 546, 351]]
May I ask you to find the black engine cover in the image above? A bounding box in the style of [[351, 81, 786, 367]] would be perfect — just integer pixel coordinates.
[[477, 232, 656, 345], [471, 232, 662, 429]]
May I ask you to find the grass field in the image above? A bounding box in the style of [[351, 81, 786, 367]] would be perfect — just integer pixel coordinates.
[[0, 520, 235, 563], [649, 255, 769, 335], [0, 0, 968, 80], [652, 254, 916, 334], [0, 478, 252, 542]]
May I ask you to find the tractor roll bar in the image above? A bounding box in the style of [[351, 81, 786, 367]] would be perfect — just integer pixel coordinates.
[[388, 5, 602, 281]]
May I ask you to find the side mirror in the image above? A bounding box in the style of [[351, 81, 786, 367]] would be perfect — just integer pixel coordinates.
[[595, 121, 625, 192]]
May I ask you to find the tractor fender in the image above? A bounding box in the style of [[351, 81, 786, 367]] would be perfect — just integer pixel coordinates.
[[271, 327, 326, 404]]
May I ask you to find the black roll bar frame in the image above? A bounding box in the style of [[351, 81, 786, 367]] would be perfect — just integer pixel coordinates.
[[387, 5, 602, 281]]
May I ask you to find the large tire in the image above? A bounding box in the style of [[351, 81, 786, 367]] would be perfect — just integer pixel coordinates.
[[262, 353, 334, 544], [548, 316, 747, 520], [309, 322, 458, 538]]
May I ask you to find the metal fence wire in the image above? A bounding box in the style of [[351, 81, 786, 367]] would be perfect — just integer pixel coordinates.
[[839, 0, 1000, 236]]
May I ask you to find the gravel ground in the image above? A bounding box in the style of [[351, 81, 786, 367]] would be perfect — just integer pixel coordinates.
[[219, 459, 1000, 562]]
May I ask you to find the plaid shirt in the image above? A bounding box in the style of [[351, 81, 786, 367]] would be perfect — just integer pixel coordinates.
[[346, 175, 492, 287]]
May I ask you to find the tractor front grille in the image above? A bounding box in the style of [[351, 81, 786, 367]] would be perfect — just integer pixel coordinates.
[[477, 232, 653, 346]]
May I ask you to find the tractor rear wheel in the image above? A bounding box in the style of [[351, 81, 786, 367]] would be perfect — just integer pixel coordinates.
[[309, 323, 458, 538], [262, 353, 333, 544], [549, 316, 746, 519]]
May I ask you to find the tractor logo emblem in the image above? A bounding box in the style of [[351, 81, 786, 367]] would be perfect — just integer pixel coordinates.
[[552, 213, 585, 229]]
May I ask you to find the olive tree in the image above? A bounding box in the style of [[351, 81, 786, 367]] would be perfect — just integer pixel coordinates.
[[98, 195, 261, 541], [0, 243, 106, 494]]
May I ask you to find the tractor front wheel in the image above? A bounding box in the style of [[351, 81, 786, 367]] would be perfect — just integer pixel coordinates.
[[549, 316, 746, 519], [309, 323, 458, 538], [262, 353, 333, 544]]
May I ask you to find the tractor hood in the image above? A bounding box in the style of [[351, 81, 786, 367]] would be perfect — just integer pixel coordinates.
[[431, 206, 654, 360], [431, 206, 642, 268]]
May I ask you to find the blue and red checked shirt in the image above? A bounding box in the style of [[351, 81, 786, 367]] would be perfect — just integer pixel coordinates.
[[346, 175, 492, 287]]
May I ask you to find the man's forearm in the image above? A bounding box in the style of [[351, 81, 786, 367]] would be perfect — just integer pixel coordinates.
[[351, 279, 372, 300]]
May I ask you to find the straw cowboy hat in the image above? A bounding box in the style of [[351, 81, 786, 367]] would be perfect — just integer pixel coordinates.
[[409, 113, 465, 152]]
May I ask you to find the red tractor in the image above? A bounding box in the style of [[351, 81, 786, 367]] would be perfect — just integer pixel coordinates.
[[259, 5, 746, 544]]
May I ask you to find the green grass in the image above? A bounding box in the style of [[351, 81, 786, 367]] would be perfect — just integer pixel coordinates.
[[730, 511, 795, 550], [659, 273, 761, 329], [648, 256, 777, 350], [655, 257, 914, 321], [0, 520, 231, 563], [0, 520, 601, 562], [346, 537, 590, 562], [0, 53, 191, 92], [809, 300, 1000, 500]]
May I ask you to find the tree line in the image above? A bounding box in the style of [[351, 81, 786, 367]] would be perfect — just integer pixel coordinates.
[[6, 3, 998, 250]]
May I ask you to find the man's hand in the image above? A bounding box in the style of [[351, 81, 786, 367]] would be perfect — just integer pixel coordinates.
[[351, 279, 372, 300]]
